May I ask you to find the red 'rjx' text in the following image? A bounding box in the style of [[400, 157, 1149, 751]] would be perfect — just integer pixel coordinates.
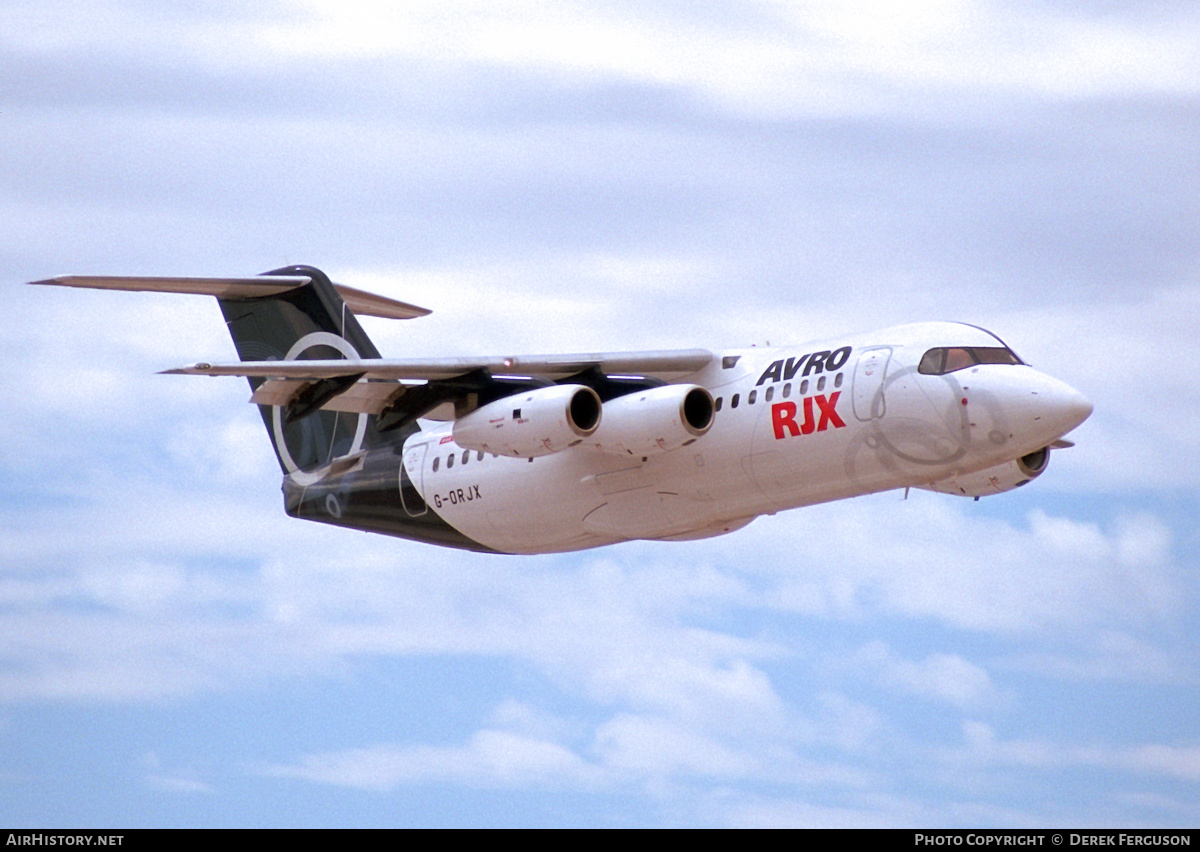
[[771, 393, 846, 439]]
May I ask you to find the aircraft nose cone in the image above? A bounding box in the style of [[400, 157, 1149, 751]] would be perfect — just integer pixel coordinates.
[[1039, 378, 1092, 437], [1065, 388, 1093, 428]]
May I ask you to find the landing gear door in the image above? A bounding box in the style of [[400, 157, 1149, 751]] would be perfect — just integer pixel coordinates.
[[399, 441, 429, 517], [852, 347, 891, 422]]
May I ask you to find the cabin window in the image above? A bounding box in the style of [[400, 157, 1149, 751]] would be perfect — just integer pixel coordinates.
[[462, 450, 470, 465], [800, 380, 809, 395], [834, 373, 843, 388], [783, 382, 791, 398], [748, 390, 757, 405], [731, 393, 740, 409], [714, 397, 723, 412], [447, 453, 454, 469], [477, 451, 484, 461], [817, 376, 826, 392], [765, 386, 774, 402], [432, 456, 439, 472]]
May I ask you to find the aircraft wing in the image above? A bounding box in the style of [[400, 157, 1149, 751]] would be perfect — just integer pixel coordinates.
[[162, 351, 713, 381], [165, 350, 716, 426], [32, 271, 713, 427]]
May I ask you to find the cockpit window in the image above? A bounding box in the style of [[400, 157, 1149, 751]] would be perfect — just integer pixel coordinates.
[[973, 347, 1023, 365], [918, 346, 1023, 375]]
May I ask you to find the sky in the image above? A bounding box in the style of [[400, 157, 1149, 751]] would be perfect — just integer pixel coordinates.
[[2, 0, 1199, 828]]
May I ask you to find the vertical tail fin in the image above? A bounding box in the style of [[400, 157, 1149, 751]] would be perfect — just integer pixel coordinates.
[[31, 265, 428, 477], [218, 265, 391, 475]]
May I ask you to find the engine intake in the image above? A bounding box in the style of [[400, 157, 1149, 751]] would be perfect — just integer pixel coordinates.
[[923, 447, 1051, 498], [591, 384, 714, 456], [453, 384, 601, 458]]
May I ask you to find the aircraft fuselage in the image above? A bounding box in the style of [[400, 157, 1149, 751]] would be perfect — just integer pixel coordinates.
[[281, 321, 1091, 554]]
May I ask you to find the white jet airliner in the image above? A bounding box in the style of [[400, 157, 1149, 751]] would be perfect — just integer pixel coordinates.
[[34, 266, 1092, 554]]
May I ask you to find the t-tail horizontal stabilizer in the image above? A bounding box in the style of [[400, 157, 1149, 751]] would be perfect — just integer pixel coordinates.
[[29, 274, 431, 320], [31, 266, 430, 477]]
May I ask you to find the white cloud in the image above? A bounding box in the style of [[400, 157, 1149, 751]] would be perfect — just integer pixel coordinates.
[[954, 720, 1200, 783], [996, 285, 1200, 491], [261, 728, 601, 791], [853, 641, 1001, 708], [1002, 629, 1187, 683], [346, 251, 724, 356], [264, 1, 1200, 115], [0, 472, 1186, 708], [3, 0, 1198, 827], [709, 493, 1185, 645], [140, 751, 215, 794], [145, 775, 215, 794], [10, 1, 1197, 125], [592, 713, 758, 778], [803, 690, 892, 754]]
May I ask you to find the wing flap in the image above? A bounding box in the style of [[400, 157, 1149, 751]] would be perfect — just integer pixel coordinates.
[[249, 379, 456, 420], [248, 379, 308, 407], [251, 378, 406, 414]]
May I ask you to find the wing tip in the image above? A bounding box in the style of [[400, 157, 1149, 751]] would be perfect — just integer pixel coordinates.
[[332, 284, 432, 320]]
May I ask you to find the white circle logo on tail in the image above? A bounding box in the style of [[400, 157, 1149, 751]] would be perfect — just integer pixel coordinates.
[[272, 331, 368, 487]]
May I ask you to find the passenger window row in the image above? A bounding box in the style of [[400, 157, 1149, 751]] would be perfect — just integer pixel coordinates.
[[713, 371, 844, 412], [430, 370, 851, 468], [432, 449, 488, 473]]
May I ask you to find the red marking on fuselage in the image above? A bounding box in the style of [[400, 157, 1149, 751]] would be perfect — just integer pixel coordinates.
[[814, 392, 845, 431], [771, 393, 844, 440]]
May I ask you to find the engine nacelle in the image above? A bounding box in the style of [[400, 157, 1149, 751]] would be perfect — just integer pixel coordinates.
[[922, 447, 1050, 498], [591, 384, 714, 456], [453, 384, 601, 458]]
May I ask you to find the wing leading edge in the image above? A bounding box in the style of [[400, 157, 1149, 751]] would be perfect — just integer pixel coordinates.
[[162, 351, 713, 381], [166, 351, 715, 425]]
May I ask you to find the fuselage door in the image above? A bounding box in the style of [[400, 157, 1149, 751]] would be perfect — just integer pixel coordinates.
[[399, 441, 429, 517], [852, 347, 892, 421]]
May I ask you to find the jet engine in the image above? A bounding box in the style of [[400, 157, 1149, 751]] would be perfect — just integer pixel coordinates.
[[453, 384, 602, 458], [922, 447, 1050, 498], [591, 384, 715, 456]]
